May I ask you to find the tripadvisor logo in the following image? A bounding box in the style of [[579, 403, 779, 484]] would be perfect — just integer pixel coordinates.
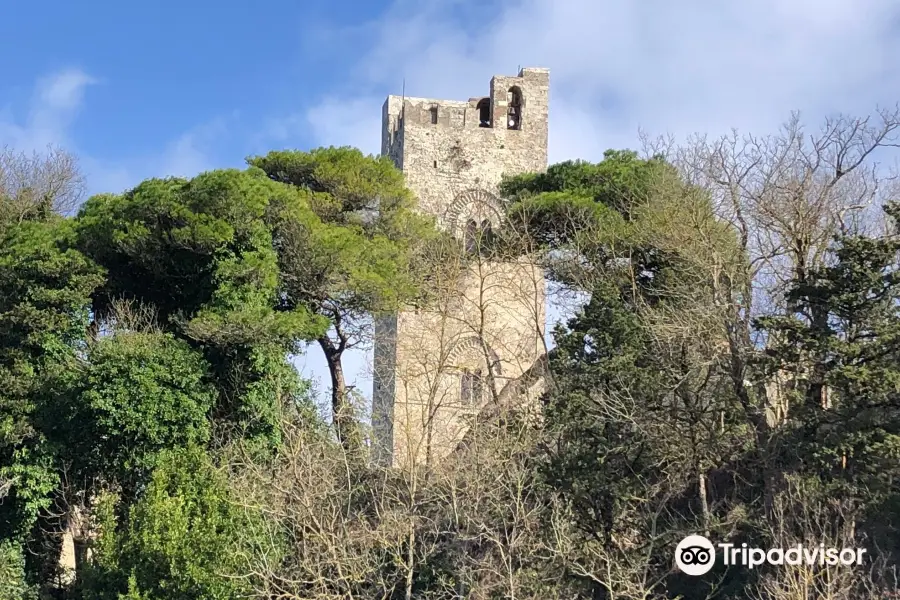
[[675, 535, 717, 576], [674, 535, 867, 576]]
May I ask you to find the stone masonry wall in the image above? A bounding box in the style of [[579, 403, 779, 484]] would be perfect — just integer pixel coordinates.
[[374, 68, 550, 468]]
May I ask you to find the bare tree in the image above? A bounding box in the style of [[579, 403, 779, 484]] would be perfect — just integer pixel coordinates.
[[630, 111, 900, 598], [228, 407, 569, 599], [751, 475, 899, 600], [666, 110, 900, 301], [439, 418, 564, 600], [0, 145, 85, 224], [651, 111, 900, 422]]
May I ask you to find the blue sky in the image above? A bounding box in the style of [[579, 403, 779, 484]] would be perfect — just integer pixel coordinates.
[[0, 0, 515, 196], [4, 0, 900, 196], [0, 0, 399, 192], [4, 0, 900, 406]]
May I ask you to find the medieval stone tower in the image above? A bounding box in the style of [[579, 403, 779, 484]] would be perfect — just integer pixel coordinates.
[[372, 67, 549, 468]]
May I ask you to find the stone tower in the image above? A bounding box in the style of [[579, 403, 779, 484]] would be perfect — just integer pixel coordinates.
[[373, 67, 549, 468]]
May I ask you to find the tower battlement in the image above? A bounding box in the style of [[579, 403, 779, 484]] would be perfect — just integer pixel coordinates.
[[382, 67, 549, 136], [381, 68, 548, 223]]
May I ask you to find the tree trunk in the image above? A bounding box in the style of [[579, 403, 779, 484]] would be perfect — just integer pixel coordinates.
[[319, 336, 361, 452], [698, 465, 710, 537], [405, 526, 415, 600]]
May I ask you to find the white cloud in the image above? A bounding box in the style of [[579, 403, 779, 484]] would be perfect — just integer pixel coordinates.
[[159, 117, 233, 179], [306, 98, 382, 155], [0, 68, 96, 152], [37, 69, 97, 113], [0, 68, 137, 198], [293, 0, 900, 405], [0, 69, 234, 196], [302, 0, 900, 160]]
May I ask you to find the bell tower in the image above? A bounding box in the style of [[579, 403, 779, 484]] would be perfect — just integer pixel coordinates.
[[373, 67, 549, 468]]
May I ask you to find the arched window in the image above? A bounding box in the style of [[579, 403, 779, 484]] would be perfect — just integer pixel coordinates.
[[460, 369, 484, 405], [448, 335, 502, 406], [507, 87, 522, 130], [465, 219, 495, 252], [476, 98, 491, 128]]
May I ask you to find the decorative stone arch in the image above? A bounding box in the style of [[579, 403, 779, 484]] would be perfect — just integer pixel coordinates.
[[446, 335, 503, 375], [444, 188, 504, 239]]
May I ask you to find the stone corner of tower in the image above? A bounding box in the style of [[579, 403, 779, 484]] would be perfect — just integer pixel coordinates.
[[518, 66, 550, 78], [489, 66, 551, 86]]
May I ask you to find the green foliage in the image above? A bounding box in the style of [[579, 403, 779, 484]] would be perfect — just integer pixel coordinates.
[[502, 151, 668, 204], [69, 152, 427, 459], [542, 282, 678, 542], [0, 219, 103, 362], [533, 176, 751, 596], [500, 150, 674, 228], [263, 192, 420, 316], [80, 447, 255, 600], [758, 202, 900, 505], [499, 150, 743, 301], [50, 332, 216, 493], [1, 146, 441, 595], [249, 147, 435, 318], [0, 445, 58, 542], [0, 540, 37, 600], [76, 170, 324, 345], [0, 218, 103, 541], [247, 146, 418, 230], [75, 169, 328, 444], [205, 342, 314, 445]]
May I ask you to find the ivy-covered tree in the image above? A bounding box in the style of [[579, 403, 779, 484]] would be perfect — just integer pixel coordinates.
[[0, 540, 36, 600], [74, 169, 328, 445], [45, 331, 217, 499], [0, 218, 103, 543], [79, 446, 260, 600]]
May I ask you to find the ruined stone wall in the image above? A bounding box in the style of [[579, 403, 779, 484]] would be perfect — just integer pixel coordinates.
[[374, 68, 549, 468]]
